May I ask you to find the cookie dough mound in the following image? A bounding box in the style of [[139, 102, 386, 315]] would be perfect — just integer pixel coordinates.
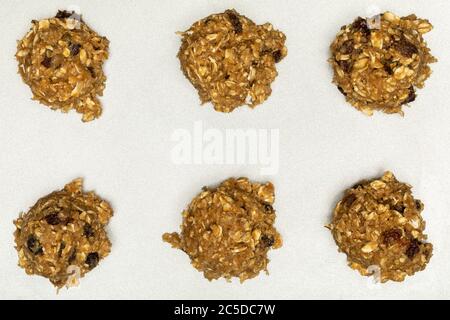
[[14, 179, 113, 288], [328, 171, 432, 282], [163, 178, 282, 282], [16, 11, 109, 122], [178, 9, 287, 113], [330, 12, 436, 115]]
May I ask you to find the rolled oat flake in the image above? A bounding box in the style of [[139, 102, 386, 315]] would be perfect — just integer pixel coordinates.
[[330, 12, 436, 115], [13, 179, 113, 289], [16, 11, 109, 122], [163, 177, 282, 282], [178, 9, 287, 113], [327, 171, 433, 282]]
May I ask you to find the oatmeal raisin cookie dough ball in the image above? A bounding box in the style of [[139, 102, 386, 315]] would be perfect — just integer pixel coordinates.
[[328, 171, 432, 282], [163, 177, 282, 282], [330, 12, 436, 115], [14, 179, 113, 288], [178, 9, 287, 113], [16, 10, 109, 122]]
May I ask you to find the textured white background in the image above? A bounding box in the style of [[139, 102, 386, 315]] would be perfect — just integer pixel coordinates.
[[1, 0, 449, 300]]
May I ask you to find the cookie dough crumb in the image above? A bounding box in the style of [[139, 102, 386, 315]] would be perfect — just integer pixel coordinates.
[[327, 171, 432, 282], [14, 179, 113, 288], [330, 12, 436, 115], [16, 11, 109, 122], [178, 9, 287, 113], [163, 177, 282, 282]]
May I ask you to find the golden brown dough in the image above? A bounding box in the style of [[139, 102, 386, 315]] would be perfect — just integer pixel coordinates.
[[328, 171, 432, 282], [178, 9, 287, 113], [14, 179, 113, 288], [163, 177, 282, 282], [330, 12, 436, 115], [16, 11, 109, 121]]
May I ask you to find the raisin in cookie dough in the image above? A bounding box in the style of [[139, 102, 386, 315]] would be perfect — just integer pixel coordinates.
[[327, 171, 432, 282], [178, 9, 287, 113], [163, 178, 282, 282], [330, 12, 436, 115], [14, 179, 113, 289], [16, 11, 109, 122]]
